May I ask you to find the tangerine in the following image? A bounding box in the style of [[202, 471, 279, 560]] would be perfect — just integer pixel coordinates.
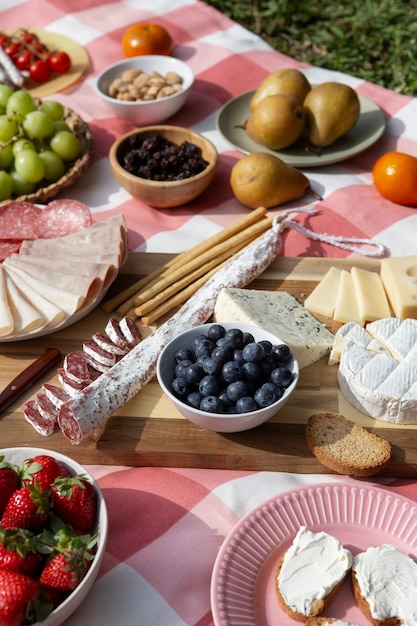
[[372, 151, 417, 207], [121, 23, 173, 58]]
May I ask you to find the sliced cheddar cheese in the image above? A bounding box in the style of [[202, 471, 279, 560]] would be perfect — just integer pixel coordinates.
[[351, 266, 391, 322], [304, 266, 342, 318], [333, 270, 364, 325]]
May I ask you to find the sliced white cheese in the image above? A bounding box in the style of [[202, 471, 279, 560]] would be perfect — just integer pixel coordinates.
[[328, 321, 388, 365], [351, 266, 391, 322], [304, 266, 342, 318], [213, 288, 334, 369], [380, 254, 417, 319], [0, 266, 13, 337], [3, 271, 45, 334], [337, 317, 417, 424]]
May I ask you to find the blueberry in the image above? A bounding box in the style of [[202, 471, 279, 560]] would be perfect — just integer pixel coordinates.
[[223, 328, 245, 350], [258, 354, 277, 377], [233, 349, 245, 366], [242, 341, 265, 363], [199, 375, 222, 397], [227, 380, 249, 402], [241, 361, 262, 381], [222, 360, 242, 383], [271, 343, 292, 363], [212, 345, 234, 363], [199, 395, 225, 413], [185, 363, 205, 384], [270, 367, 293, 388], [219, 389, 234, 406], [171, 377, 191, 399], [193, 337, 215, 358], [175, 359, 193, 378], [258, 340, 272, 354], [174, 348, 194, 363], [191, 334, 208, 353], [254, 384, 280, 408], [201, 356, 223, 375], [243, 332, 255, 345], [236, 396, 258, 413], [187, 391, 203, 409], [207, 324, 226, 342]]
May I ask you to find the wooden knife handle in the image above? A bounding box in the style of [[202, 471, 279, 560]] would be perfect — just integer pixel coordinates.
[[0, 348, 61, 414]]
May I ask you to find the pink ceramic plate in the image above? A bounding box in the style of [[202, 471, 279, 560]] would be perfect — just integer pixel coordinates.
[[211, 482, 417, 626]]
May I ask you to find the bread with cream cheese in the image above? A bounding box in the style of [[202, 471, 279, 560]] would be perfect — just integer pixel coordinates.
[[276, 526, 353, 622], [352, 544, 417, 626], [305, 412, 392, 477], [305, 619, 361, 626]]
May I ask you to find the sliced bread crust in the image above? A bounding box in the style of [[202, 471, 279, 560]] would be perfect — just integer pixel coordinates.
[[305, 412, 392, 477], [351, 569, 402, 626], [305, 619, 362, 626]]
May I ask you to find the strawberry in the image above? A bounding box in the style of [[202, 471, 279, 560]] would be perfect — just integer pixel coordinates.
[[0, 457, 20, 517], [0, 569, 39, 626], [21, 454, 70, 491], [1, 484, 50, 532], [0, 528, 42, 577], [51, 475, 97, 532], [39, 550, 89, 591]]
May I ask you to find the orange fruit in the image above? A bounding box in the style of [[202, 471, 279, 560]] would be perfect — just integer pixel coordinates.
[[372, 151, 417, 206], [121, 23, 173, 57]]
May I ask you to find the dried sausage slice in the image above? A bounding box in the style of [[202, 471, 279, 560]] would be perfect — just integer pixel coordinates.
[[0, 202, 41, 240], [32, 199, 92, 239]]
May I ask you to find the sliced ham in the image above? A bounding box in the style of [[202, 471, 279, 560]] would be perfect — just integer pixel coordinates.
[[2, 270, 44, 334]]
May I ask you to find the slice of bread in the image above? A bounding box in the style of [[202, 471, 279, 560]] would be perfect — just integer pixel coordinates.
[[305, 412, 392, 477], [305, 617, 357, 626], [352, 544, 417, 626], [276, 526, 352, 622]]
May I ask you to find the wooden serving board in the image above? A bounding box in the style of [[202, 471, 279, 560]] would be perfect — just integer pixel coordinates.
[[1, 254, 416, 477]]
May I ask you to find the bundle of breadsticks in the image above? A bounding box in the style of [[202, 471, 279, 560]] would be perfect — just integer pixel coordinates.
[[103, 207, 273, 325]]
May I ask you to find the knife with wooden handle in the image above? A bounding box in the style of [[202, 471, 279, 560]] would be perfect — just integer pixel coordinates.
[[0, 348, 61, 414]]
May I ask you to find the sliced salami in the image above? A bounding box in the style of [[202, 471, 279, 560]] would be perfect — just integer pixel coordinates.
[[42, 383, 72, 409], [57, 368, 88, 396], [92, 332, 128, 357], [83, 340, 116, 368], [0, 202, 42, 240], [119, 316, 142, 347], [36, 392, 59, 422], [0, 240, 22, 263], [63, 351, 91, 384], [104, 317, 130, 350], [23, 399, 56, 437], [32, 199, 92, 239]]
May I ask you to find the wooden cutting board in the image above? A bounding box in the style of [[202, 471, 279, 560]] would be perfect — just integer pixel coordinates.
[[1, 254, 416, 477]]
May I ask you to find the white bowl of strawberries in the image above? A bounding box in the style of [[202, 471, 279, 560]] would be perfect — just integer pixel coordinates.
[[0, 447, 108, 626]]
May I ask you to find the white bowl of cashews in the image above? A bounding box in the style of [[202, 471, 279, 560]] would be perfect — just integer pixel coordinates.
[[93, 55, 194, 125]]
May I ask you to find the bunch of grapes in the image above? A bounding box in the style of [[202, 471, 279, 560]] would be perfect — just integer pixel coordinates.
[[0, 86, 82, 201]]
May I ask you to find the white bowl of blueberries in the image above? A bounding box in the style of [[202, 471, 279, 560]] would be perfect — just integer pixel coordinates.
[[156, 322, 299, 433]]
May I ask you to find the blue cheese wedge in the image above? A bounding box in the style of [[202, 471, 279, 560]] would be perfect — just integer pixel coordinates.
[[213, 288, 334, 369]]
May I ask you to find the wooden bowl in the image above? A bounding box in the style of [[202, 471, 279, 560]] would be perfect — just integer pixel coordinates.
[[0, 104, 92, 205], [109, 125, 218, 208]]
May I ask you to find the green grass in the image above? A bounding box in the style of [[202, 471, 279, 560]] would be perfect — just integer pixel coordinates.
[[203, 0, 417, 96]]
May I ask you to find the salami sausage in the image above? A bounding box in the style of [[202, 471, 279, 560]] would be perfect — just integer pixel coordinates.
[[42, 383, 72, 409], [32, 199, 92, 239], [92, 332, 128, 357], [57, 215, 288, 444], [57, 368, 88, 396], [104, 317, 130, 350], [82, 340, 116, 368], [63, 351, 91, 384], [119, 316, 142, 347], [36, 392, 59, 422], [0, 240, 22, 263], [0, 202, 42, 240], [23, 400, 56, 437]]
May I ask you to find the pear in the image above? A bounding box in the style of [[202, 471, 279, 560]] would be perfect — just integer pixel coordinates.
[[303, 82, 360, 148], [230, 151, 319, 209], [250, 68, 311, 111], [245, 94, 305, 150]]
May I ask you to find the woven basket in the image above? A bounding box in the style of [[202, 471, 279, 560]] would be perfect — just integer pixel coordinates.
[[1, 104, 92, 205]]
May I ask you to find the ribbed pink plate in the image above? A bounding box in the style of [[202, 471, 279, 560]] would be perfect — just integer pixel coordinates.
[[211, 482, 417, 625]]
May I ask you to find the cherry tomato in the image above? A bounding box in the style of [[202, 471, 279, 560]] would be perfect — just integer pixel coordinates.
[[17, 31, 39, 45], [4, 41, 21, 59], [15, 50, 32, 71], [0, 34, 9, 49], [48, 51, 71, 74], [29, 59, 51, 83]]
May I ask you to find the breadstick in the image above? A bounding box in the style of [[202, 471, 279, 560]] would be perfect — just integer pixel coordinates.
[[133, 217, 272, 307], [103, 207, 268, 314]]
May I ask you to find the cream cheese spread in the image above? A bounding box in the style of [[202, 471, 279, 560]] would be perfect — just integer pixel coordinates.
[[277, 526, 353, 616], [353, 544, 417, 625]]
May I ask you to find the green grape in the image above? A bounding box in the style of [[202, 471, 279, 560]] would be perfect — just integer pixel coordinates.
[[53, 120, 71, 133], [40, 100, 64, 121], [50, 130, 81, 161], [6, 90, 37, 122], [0, 143, 13, 169], [0, 170, 13, 201], [39, 150, 66, 182], [14, 149, 45, 183], [12, 138, 36, 157], [10, 169, 36, 196], [0, 115, 18, 142], [0, 85, 13, 113], [23, 110, 55, 140]]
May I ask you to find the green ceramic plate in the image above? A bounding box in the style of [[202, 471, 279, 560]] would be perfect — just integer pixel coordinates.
[[216, 89, 386, 167]]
